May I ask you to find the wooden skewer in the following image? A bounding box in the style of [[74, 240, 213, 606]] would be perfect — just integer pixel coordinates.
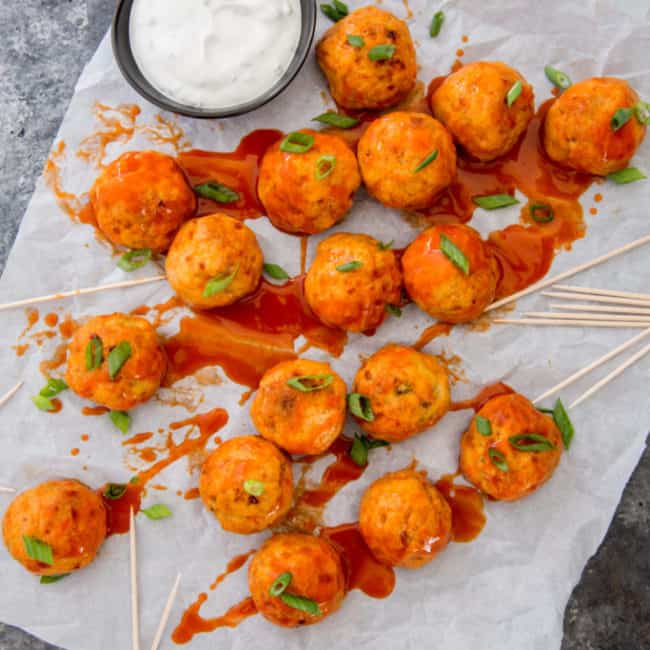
[[553, 284, 650, 302], [532, 329, 650, 404], [550, 303, 650, 316], [570, 342, 650, 408], [150, 573, 182, 650], [0, 381, 23, 408], [485, 233, 650, 312], [494, 318, 649, 328], [525, 312, 650, 323], [130, 508, 140, 650], [542, 291, 650, 307], [0, 275, 166, 312], [0, 486, 16, 494]]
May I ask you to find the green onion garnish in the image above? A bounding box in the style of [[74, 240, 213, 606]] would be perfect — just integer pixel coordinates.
[[85, 335, 103, 371], [544, 65, 572, 90], [475, 416, 492, 436], [488, 448, 509, 472], [243, 480, 265, 497], [473, 193, 520, 210], [31, 395, 56, 412], [117, 248, 152, 272], [413, 149, 439, 173], [141, 504, 172, 520], [280, 593, 322, 616], [440, 234, 470, 275], [607, 167, 647, 184], [385, 304, 402, 317], [286, 374, 334, 392], [508, 433, 556, 452], [529, 202, 555, 223], [611, 108, 633, 132], [194, 182, 240, 204], [348, 393, 374, 421], [315, 154, 337, 180], [109, 410, 131, 434], [269, 571, 292, 597], [280, 132, 315, 154], [104, 483, 128, 500], [346, 35, 364, 48], [368, 44, 396, 61], [263, 263, 289, 280], [107, 341, 132, 380], [39, 378, 68, 398], [377, 240, 394, 251], [204, 265, 239, 298], [506, 80, 523, 107], [633, 101, 650, 125], [22, 537, 54, 566], [336, 260, 363, 272], [349, 433, 389, 467], [40, 574, 69, 584], [552, 398, 574, 450], [320, 0, 348, 22], [312, 112, 359, 129], [430, 10, 445, 37]]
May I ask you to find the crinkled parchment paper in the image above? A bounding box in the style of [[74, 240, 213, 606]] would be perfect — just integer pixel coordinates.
[[1, 1, 649, 648]]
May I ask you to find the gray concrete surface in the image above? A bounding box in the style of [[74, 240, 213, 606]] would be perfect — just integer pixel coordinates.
[[0, 1, 648, 649]]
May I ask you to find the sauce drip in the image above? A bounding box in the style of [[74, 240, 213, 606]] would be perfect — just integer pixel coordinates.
[[82, 406, 109, 416], [210, 550, 256, 590], [99, 484, 143, 536], [412, 322, 453, 350], [450, 382, 514, 412], [435, 474, 486, 542]]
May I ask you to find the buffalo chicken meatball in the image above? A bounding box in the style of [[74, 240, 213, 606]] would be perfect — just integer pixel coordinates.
[[358, 112, 456, 210], [543, 77, 646, 175], [352, 345, 450, 442], [249, 533, 345, 627], [460, 392, 563, 501], [3, 479, 106, 576], [304, 233, 402, 332], [316, 6, 417, 110], [402, 224, 498, 323], [199, 436, 293, 534], [166, 213, 263, 309], [431, 61, 535, 161], [258, 131, 361, 235], [65, 313, 166, 410], [359, 469, 452, 568], [91, 150, 196, 252], [251, 359, 347, 455]]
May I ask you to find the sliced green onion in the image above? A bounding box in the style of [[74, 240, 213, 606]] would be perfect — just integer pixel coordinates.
[[320, 0, 348, 22], [104, 483, 128, 500], [40, 574, 69, 584], [440, 234, 470, 275], [430, 10, 445, 37], [269, 572, 292, 597], [286, 374, 334, 392], [385, 304, 402, 317], [22, 537, 54, 565], [536, 407, 554, 415], [108, 341, 132, 380], [552, 398, 574, 450], [607, 167, 647, 184], [349, 433, 389, 467], [611, 108, 633, 132], [348, 393, 374, 422], [529, 202, 555, 223], [336, 260, 363, 272], [506, 80, 523, 107], [129, 476, 141, 485], [263, 263, 289, 280], [280, 593, 322, 616], [473, 193, 520, 210], [32, 395, 55, 412], [117, 248, 152, 272], [368, 44, 395, 61], [633, 101, 650, 125], [39, 378, 68, 398], [413, 149, 439, 173], [508, 433, 556, 452], [85, 335, 103, 371], [204, 265, 239, 297], [280, 132, 315, 154], [311, 112, 359, 129], [346, 35, 364, 48], [475, 415, 492, 436], [315, 154, 337, 180], [109, 410, 131, 434], [544, 65, 572, 90], [377, 239, 394, 251], [243, 480, 265, 497], [141, 504, 172, 520], [488, 448, 509, 472], [194, 182, 240, 204]]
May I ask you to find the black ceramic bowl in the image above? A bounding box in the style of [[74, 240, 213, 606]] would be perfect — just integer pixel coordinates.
[[112, 0, 317, 119]]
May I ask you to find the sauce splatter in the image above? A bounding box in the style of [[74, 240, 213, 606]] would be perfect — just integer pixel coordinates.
[[435, 474, 486, 542], [210, 550, 257, 590], [20, 309, 39, 338], [49, 398, 63, 413], [80, 434, 89, 442], [44, 313, 59, 327], [413, 322, 453, 350], [184, 487, 200, 500], [70, 447, 79, 457], [450, 382, 514, 412], [82, 406, 109, 416]]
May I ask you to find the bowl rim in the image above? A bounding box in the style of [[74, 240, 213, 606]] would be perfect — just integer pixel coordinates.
[[111, 0, 317, 119]]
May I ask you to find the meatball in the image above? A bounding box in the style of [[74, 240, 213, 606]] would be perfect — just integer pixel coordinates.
[[316, 6, 417, 110], [460, 392, 563, 501], [91, 150, 196, 252], [431, 61, 535, 161], [357, 112, 456, 210], [166, 213, 263, 309], [352, 345, 450, 442], [251, 359, 347, 455], [543, 77, 646, 175], [304, 232, 402, 332], [199, 435, 293, 534], [248, 533, 345, 627], [258, 131, 361, 235], [65, 313, 166, 410], [402, 224, 498, 323], [3, 479, 106, 576], [359, 469, 451, 568]]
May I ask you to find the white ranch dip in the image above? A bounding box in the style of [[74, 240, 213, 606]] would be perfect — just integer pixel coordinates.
[[130, 0, 302, 109]]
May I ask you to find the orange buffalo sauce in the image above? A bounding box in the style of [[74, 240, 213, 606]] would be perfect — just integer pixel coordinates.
[[100, 483, 143, 536], [450, 382, 514, 413], [435, 474, 486, 542]]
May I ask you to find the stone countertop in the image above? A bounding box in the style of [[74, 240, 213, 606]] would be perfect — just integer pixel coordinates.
[[0, 1, 648, 649]]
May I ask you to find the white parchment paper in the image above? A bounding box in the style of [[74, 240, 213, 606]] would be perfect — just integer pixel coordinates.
[[1, 1, 649, 649]]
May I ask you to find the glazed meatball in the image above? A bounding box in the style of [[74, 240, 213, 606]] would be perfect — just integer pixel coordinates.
[[316, 6, 417, 110], [258, 131, 361, 235], [65, 313, 166, 410], [352, 345, 450, 442], [3, 479, 106, 576], [431, 61, 535, 161], [304, 232, 402, 332], [357, 112, 456, 210], [91, 150, 196, 252], [543, 77, 646, 175], [359, 469, 451, 568], [199, 436, 293, 534], [248, 533, 345, 627], [251, 359, 347, 455], [166, 213, 263, 309], [460, 392, 563, 501], [402, 224, 498, 323]]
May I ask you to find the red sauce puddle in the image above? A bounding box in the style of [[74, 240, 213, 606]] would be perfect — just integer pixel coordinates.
[[435, 474, 486, 542]]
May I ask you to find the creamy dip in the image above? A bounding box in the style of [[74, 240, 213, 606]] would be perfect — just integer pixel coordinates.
[[130, 0, 302, 109]]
